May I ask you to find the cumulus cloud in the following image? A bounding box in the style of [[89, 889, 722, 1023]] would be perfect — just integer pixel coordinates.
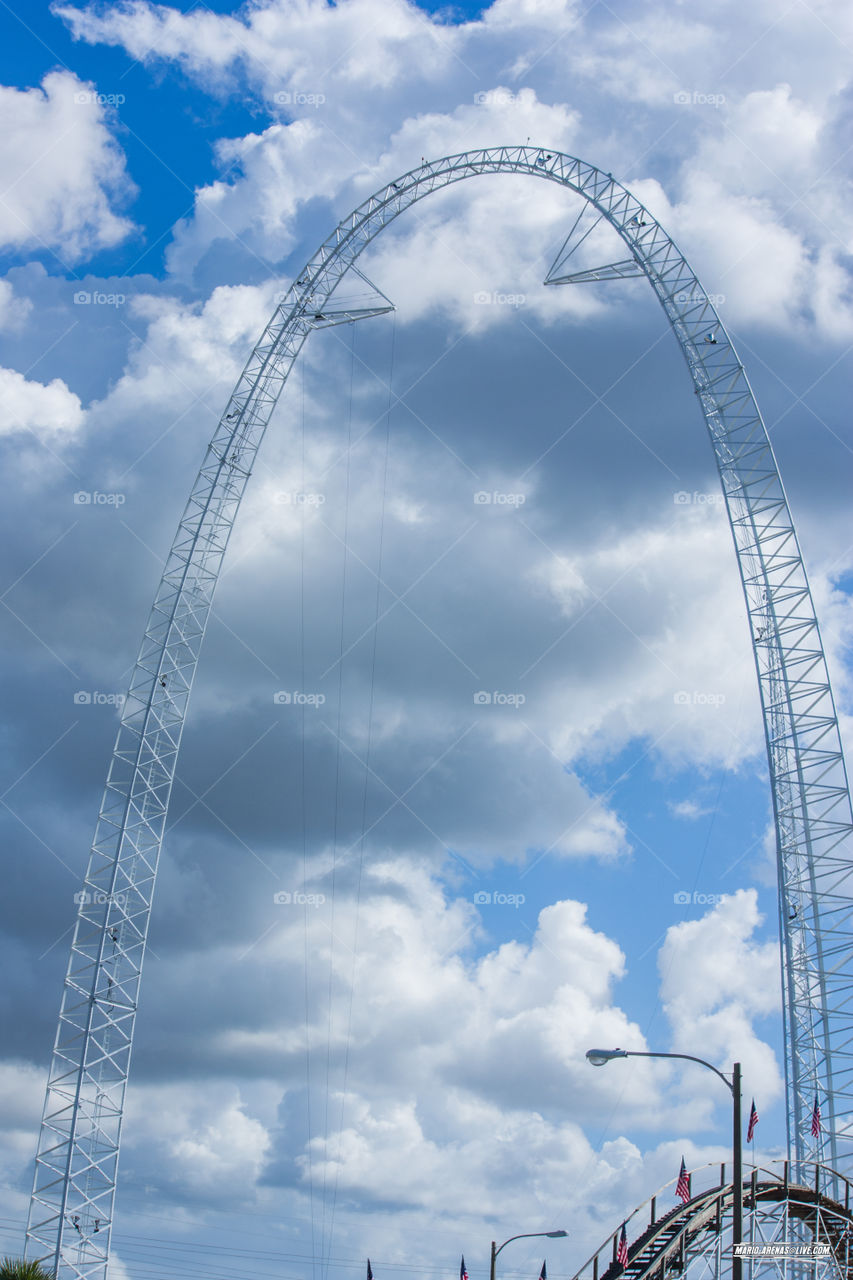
[[0, 1, 845, 1269], [121, 1080, 272, 1207], [57, 0, 461, 95], [659, 889, 783, 1103], [0, 71, 134, 262], [0, 1060, 47, 1221], [529, 503, 761, 768], [0, 280, 32, 331], [54, 0, 853, 336], [103, 863, 783, 1263], [0, 366, 84, 438]]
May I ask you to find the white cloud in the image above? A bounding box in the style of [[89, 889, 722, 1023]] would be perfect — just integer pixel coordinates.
[[123, 1081, 271, 1205], [0, 71, 134, 262], [668, 799, 711, 821], [107, 862, 783, 1262], [0, 279, 32, 330], [0, 1060, 46, 1223], [0, 365, 83, 438], [54, 0, 853, 337], [0, 1, 842, 1261], [530, 503, 761, 768], [57, 0, 466, 104], [659, 889, 783, 1103], [86, 280, 274, 433]]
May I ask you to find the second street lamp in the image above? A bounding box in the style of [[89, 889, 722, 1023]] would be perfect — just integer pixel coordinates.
[[585, 1048, 743, 1280], [490, 1231, 569, 1280]]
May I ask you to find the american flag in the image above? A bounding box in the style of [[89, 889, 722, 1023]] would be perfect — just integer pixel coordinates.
[[747, 1099, 759, 1143], [812, 1097, 821, 1137], [461, 1258, 468, 1280], [367, 1261, 373, 1280], [539, 1262, 547, 1280], [616, 1224, 629, 1268], [676, 1158, 690, 1204]]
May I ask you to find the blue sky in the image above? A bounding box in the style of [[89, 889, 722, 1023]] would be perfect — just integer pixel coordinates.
[[1, 3, 852, 1280]]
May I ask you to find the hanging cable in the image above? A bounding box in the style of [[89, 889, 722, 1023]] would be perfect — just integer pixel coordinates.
[[321, 320, 358, 1268], [299, 362, 318, 1280], [323, 313, 397, 1280]]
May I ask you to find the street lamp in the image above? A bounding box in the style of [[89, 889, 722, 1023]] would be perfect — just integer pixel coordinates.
[[490, 1231, 569, 1280], [585, 1048, 742, 1280]]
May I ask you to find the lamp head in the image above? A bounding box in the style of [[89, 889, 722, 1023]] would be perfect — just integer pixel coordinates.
[[586, 1048, 629, 1066], [545, 1231, 568, 1238]]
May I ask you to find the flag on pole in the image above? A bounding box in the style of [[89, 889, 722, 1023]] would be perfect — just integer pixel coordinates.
[[747, 1099, 759, 1143], [676, 1157, 691, 1203], [367, 1261, 374, 1280], [616, 1224, 628, 1267], [539, 1262, 547, 1280], [461, 1258, 468, 1280], [812, 1097, 821, 1136]]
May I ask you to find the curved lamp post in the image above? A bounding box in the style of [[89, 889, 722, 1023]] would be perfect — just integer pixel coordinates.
[[490, 1231, 569, 1280], [586, 1049, 742, 1280]]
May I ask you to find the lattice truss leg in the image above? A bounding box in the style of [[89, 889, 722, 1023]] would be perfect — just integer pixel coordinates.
[[24, 148, 853, 1280], [680, 1190, 851, 1280]]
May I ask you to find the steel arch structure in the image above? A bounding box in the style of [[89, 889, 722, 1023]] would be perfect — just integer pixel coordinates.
[[25, 146, 853, 1280]]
